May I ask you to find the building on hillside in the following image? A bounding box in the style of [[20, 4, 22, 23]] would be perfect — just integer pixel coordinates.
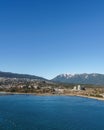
[[72, 85, 85, 91], [73, 86, 77, 91], [54, 88, 64, 94], [33, 85, 38, 89], [78, 85, 81, 90]]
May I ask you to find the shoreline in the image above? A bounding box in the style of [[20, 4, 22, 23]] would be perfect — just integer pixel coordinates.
[[0, 91, 104, 101], [75, 95, 104, 101]]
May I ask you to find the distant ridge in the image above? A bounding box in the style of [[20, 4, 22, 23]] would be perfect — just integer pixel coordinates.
[[1, 71, 104, 85], [0, 71, 47, 80], [52, 73, 104, 85]]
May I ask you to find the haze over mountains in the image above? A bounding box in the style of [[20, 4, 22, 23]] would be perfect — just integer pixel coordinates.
[[0, 71, 104, 85]]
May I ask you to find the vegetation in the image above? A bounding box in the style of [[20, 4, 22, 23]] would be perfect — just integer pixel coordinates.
[[0, 77, 104, 99]]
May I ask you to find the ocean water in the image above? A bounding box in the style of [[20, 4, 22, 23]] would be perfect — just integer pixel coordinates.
[[0, 95, 104, 130]]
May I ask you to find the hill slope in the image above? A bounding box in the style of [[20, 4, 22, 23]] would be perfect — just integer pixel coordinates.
[[0, 71, 46, 80]]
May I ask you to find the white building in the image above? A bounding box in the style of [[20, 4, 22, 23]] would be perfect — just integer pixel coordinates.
[[33, 86, 38, 89], [78, 85, 81, 90], [72, 85, 85, 91], [54, 88, 64, 93], [72, 86, 77, 91]]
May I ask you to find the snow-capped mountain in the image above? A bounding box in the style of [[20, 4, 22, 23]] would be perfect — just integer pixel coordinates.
[[52, 73, 104, 85]]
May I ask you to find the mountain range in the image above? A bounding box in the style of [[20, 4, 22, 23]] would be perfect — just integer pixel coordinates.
[[52, 73, 104, 85], [0, 71, 104, 85]]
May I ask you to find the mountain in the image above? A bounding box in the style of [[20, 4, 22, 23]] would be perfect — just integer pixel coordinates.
[[1, 71, 104, 85], [0, 71, 46, 80], [52, 73, 104, 85]]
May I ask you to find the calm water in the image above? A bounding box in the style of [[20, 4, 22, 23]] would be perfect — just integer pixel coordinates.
[[0, 95, 104, 130]]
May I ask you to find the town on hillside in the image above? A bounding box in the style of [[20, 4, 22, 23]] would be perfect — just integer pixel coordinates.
[[0, 77, 104, 98]]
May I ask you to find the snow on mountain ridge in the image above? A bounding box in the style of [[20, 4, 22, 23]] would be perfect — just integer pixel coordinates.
[[52, 73, 104, 85], [58, 73, 99, 79], [59, 74, 76, 78]]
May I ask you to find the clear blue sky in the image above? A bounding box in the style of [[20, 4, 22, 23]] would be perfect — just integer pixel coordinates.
[[0, 0, 104, 79]]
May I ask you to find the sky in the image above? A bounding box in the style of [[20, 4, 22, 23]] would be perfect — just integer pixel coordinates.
[[0, 0, 104, 79]]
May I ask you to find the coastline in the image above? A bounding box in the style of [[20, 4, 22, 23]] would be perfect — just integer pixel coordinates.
[[74, 95, 104, 101], [0, 91, 104, 101]]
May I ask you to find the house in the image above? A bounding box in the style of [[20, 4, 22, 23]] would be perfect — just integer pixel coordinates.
[[73, 86, 77, 90], [54, 88, 64, 94], [33, 85, 38, 89]]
